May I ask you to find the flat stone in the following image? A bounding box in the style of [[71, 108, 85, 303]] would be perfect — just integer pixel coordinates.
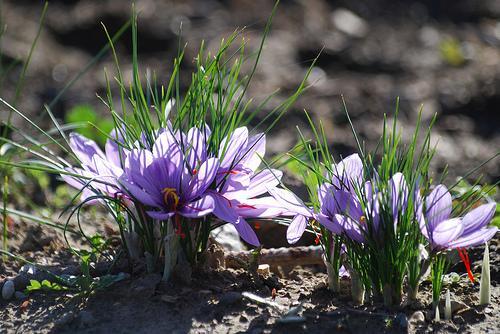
[[13, 274, 30, 291], [211, 224, 245, 251], [277, 315, 306, 324], [438, 299, 469, 315], [54, 312, 75, 327], [219, 291, 242, 305], [395, 313, 408, 328], [14, 291, 27, 300], [2, 280, 15, 300]]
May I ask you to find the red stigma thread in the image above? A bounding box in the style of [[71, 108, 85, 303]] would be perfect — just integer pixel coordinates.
[[237, 204, 257, 210], [218, 170, 239, 176], [458, 248, 474, 283], [174, 215, 186, 239]]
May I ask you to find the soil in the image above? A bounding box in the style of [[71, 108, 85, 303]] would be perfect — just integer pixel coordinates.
[[1, 0, 500, 333], [1, 221, 499, 333]]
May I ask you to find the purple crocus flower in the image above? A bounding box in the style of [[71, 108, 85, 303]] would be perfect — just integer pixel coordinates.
[[61, 131, 125, 201], [119, 129, 219, 220], [118, 124, 287, 247], [331, 153, 364, 192], [268, 154, 367, 244], [267, 187, 315, 244], [208, 127, 289, 246], [422, 184, 498, 250]]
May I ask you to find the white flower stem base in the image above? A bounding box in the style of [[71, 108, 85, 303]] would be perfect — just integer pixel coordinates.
[[351, 271, 365, 305], [162, 222, 180, 282], [479, 243, 491, 305], [324, 257, 340, 293]]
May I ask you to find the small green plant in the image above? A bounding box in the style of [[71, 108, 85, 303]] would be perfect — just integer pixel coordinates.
[[23, 233, 126, 297], [65, 104, 114, 145], [439, 38, 465, 66], [26, 279, 67, 293], [491, 204, 500, 228]]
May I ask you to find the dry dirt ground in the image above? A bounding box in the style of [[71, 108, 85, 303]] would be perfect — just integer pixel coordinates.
[[0, 221, 499, 333]]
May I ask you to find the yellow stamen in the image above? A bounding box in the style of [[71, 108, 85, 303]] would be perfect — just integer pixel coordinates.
[[162, 187, 179, 211]]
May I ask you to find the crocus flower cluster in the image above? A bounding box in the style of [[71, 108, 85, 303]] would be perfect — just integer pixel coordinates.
[[269, 151, 498, 305], [63, 125, 287, 247], [271, 153, 497, 249], [270, 154, 413, 245]]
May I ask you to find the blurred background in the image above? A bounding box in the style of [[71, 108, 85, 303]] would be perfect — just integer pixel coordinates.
[[1, 0, 499, 239]]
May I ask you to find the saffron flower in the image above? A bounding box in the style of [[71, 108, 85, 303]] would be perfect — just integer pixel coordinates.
[[269, 153, 367, 244], [270, 154, 413, 245], [422, 184, 498, 250], [116, 125, 286, 246], [209, 127, 288, 245], [62, 131, 125, 201], [119, 130, 218, 220]]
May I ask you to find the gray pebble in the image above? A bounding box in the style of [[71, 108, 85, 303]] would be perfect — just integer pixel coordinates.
[[55, 312, 75, 328], [13, 273, 31, 291], [219, 291, 242, 305], [410, 311, 426, 325], [20, 264, 37, 276], [14, 291, 27, 300], [395, 313, 408, 328], [2, 280, 15, 300]]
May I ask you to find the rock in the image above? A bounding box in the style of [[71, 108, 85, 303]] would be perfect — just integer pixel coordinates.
[[257, 264, 270, 277], [204, 240, 226, 270], [78, 310, 96, 328], [19, 264, 37, 276], [219, 291, 242, 306], [331, 8, 368, 38], [409, 311, 426, 325], [438, 299, 470, 315], [14, 291, 27, 300], [2, 280, 15, 300], [54, 312, 75, 328], [395, 313, 408, 328], [211, 224, 245, 251], [60, 265, 79, 276], [277, 315, 306, 324], [454, 315, 465, 324], [13, 274, 30, 291]]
